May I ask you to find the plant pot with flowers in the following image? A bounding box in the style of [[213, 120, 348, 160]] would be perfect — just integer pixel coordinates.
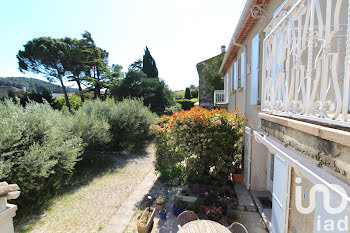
[[137, 207, 155, 233], [137, 196, 155, 233], [172, 196, 186, 216], [232, 154, 243, 183], [156, 196, 166, 210], [159, 208, 167, 219], [205, 206, 223, 224]]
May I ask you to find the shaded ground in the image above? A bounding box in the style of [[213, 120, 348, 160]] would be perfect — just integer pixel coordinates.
[[15, 143, 156, 233]]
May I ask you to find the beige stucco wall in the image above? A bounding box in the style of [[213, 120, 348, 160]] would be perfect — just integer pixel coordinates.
[[224, 0, 285, 191], [288, 168, 315, 233]]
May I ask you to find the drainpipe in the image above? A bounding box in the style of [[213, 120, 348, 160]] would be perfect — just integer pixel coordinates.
[[231, 42, 247, 118]]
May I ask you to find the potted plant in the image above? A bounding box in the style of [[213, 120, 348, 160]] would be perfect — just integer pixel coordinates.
[[232, 154, 243, 183], [172, 196, 186, 216], [159, 208, 167, 219], [205, 206, 223, 224], [156, 196, 166, 210], [227, 209, 238, 225]]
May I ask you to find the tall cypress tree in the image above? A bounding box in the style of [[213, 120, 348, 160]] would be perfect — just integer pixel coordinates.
[[142, 46, 158, 78]]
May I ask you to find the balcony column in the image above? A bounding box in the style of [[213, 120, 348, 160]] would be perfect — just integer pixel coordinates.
[[342, 2, 350, 121], [0, 182, 20, 233]]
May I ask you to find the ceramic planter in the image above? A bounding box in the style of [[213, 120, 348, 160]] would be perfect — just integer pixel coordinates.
[[137, 207, 155, 233], [172, 202, 186, 216], [159, 209, 167, 219]]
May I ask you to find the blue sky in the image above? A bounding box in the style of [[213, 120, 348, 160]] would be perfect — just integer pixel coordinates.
[[0, 0, 245, 90]]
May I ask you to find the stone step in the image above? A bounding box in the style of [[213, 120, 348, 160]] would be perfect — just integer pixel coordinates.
[[234, 183, 257, 212]]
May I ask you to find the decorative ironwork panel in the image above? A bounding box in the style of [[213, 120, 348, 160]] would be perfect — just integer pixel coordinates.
[[262, 0, 350, 126]]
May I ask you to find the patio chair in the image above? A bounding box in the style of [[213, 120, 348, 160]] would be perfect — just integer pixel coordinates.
[[176, 210, 198, 229], [228, 222, 249, 233]]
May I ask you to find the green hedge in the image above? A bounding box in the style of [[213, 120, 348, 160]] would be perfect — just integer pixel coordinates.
[[176, 98, 197, 110], [73, 99, 156, 149], [0, 100, 84, 203]]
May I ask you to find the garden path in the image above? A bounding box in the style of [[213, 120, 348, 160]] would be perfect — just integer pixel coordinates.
[[17, 143, 156, 233]]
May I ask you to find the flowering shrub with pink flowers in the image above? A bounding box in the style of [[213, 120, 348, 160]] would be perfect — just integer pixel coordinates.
[[150, 106, 244, 183], [205, 207, 223, 222]]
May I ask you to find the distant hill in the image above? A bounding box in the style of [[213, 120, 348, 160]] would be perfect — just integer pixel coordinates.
[[0, 77, 78, 93]]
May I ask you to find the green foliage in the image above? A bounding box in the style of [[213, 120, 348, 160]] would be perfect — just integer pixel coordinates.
[[190, 87, 199, 98], [53, 94, 82, 110], [111, 70, 174, 115], [17, 36, 73, 110], [150, 107, 244, 184], [176, 98, 197, 110], [196, 53, 225, 101], [0, 100, 84, 203], [174, 91, 185, 100], [73, 99, 156, 149], [163, 103, 182, 115], [142, 46, 158, 78], [184, 88, 191, 99], [0, 77, 78, 93]]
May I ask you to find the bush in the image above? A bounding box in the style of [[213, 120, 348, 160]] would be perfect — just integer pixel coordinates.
[[0, 100, 84, 203], [176, 99, 197, 110], [73, 98, 156, 149], [53, 93, 82, 110], [150, 106, 244, 183]]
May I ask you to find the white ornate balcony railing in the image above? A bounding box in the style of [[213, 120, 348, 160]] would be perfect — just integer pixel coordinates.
[[261, 0, 350, 127], [214, 90, 227, 105]]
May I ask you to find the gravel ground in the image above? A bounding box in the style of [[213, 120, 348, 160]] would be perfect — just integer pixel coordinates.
[[18, 143, 156, 233]]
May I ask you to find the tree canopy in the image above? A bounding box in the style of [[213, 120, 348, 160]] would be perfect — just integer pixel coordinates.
[[17, 37, 72, 110], [111, 69, 173, 115], [142, 46, 158, 78]]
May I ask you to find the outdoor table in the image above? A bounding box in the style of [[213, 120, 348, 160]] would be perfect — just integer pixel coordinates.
[[178, 220, 231, 233]]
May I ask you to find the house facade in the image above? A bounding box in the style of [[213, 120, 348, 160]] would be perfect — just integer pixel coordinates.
[[215, 0, 350, 232]]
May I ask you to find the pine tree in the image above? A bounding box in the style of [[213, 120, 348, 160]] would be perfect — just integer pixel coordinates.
[[142, 46, 158, 78]]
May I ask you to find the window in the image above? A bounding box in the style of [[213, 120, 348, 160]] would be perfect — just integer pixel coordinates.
[[251, 33, 260, 105], [241, 52, 245, 88]]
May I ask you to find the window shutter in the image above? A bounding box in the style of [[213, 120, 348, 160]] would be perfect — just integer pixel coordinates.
[[251, 33, 259, 105], [241, 52, 245, 88], [234, 61, 238, 90]]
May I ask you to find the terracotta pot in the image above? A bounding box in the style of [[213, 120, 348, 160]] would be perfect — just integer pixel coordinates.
[[232, 173, 243, 183], [156, 203, 165, 210], [137, 208, 155, 233]]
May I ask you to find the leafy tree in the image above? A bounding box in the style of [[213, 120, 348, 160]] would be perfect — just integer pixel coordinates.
[[129, 59, 142, 71], [142, 47, 158, 78], [185, 87, 191, 99], [111, 70, 173, 115], [190, 87, 199, 98], [17, 37, 72, 111]]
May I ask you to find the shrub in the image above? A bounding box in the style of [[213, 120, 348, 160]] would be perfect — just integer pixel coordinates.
[[53, 93, 82, 110], [150, 106, 244, 183], [74, 98, 156, 149], [176, 99, 196, 110], [0, 100, 83, 203]]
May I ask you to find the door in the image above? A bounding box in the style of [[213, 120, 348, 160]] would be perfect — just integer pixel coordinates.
[[267, 152, 274, 193], [271, 154, 290, 233], [243, 127, 252, 190]]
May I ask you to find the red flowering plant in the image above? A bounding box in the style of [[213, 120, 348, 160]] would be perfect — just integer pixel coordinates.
[[205, 207, 223, 222], [150, 106, 244, 183]]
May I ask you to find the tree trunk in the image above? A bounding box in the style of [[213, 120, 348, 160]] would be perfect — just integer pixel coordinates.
[[77, 80, 85, 102], [58, 74, 71, 112], [104, 88, 108, 99]]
